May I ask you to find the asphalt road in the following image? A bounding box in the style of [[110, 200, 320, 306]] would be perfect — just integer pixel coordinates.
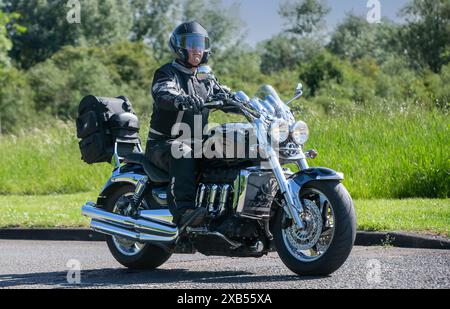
[[0, 240, 449, 289]]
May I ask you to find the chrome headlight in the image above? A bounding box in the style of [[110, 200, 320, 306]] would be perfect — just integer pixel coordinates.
[[269, 119, 290, 143], [291, 121, 309, 145]]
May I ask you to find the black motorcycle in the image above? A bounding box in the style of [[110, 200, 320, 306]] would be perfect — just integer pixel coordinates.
[[80, 66, 356, 276]]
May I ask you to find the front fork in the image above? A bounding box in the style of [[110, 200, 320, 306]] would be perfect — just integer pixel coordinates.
[[256, 121, 306, 230], [267, 147, 306, 230]]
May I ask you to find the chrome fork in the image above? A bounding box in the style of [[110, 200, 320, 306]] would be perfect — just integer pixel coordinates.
[[254, 120, 305, 230]]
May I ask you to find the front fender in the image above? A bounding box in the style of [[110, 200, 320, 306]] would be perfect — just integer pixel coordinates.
[[289, 167, 344, 191]]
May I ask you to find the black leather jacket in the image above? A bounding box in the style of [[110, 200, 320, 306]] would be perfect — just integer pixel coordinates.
[[149, 60, 236, 139]]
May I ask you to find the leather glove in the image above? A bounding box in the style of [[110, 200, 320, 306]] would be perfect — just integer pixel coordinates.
[[191, 94, 205, 113], [213, 92, 229, 102], [175, 95, 205, 113]]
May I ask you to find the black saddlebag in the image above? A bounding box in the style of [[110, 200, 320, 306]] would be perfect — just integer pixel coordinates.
[[77, 95, 141, 164]]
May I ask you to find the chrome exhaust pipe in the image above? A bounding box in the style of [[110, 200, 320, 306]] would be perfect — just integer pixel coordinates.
[[82, 202, 178, 243], [91, 219, 140, 241]]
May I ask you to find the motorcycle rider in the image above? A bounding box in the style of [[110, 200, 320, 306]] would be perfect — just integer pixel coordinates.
[[145, 21, 239, 228]]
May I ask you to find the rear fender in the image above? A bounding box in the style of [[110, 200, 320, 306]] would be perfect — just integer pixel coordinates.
[[96, 165, 147, 207]]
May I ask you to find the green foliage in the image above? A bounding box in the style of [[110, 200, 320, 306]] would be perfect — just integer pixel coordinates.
[[297, 50, 343, 96], [0, 121, 112, 195], [328, 14, 400, 64], [0, 10, 11, 67], [399, 0, 450, 73], [130, 0, 179, 61], [0, 67, 33, 133], [0, 0, 449, 202], [0, 10, 24, 68], [305, 110, 449, 199], [296, 49, 450, 112], [258, 35, 322, 74], [2, 0, 133, 68], [26, 42, 158, 119], [1, 111, 448, 200], [182, 0, 244, 57], [211, 48, 263, 93], [279, 0, 330, 37], [78, 0, 132, 45], [27, 52, 118, 118]]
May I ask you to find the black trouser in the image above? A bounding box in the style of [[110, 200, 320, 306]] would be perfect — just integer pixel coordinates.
[[145, 138, 199, 220]]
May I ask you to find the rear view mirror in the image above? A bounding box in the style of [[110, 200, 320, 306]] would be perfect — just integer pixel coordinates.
[[295, 83, 303, 96], [286, 83, 304, 105], [196, 65, 215, 82]]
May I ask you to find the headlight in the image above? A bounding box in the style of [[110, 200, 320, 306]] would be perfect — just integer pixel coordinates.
[[269, 119, 290, 143], [291, 121, 309, 145]]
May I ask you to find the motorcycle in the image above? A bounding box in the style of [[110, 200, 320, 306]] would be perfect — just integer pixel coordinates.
[[81, 65, 357, 276]]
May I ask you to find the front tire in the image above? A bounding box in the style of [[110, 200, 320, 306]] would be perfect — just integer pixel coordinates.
[[273, 181, 356, 276], [104, 184, 172, 270]]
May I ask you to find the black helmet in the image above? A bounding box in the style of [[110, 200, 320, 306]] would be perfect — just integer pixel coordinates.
[[169, 21, 211, 66]]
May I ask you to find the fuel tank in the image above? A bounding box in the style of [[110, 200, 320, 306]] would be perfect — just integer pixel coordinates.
[[203, 123, 264, 168]]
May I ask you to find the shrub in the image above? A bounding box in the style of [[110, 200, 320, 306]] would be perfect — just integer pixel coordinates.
[[26, 42, 159, 120], [0, 67, 33, 133]]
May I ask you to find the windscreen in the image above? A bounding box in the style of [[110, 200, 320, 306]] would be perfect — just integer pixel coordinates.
[[254, 85, 295, 123]]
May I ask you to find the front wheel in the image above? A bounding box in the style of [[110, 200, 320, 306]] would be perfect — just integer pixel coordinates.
[[104, 184, 172, 270], [273, 181, 356, 276]]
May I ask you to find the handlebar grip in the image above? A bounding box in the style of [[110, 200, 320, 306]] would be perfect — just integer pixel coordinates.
[[203, 101, 224, 108]]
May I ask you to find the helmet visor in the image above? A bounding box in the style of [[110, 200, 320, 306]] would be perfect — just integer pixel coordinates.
[[176, 34, 211, 52]]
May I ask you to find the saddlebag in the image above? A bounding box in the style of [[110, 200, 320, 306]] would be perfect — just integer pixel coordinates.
[[77, 95, 141, 164]]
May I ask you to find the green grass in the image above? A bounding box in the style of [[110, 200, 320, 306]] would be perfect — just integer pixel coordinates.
[[0, 193, 448, 236], [355, 199, 450, 236], [0, 192, 97, 228], [0, 110, 448, 199], [305, 110, 449, 199], [0, 121, 114, 195]]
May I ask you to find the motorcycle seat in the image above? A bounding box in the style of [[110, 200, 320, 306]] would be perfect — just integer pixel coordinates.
[[124, 153, 169, 184]]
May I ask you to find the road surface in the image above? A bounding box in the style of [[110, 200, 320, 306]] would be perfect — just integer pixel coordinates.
[[0, 240, 448, 289]]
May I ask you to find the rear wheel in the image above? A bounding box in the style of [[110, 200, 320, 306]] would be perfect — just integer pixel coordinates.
[[273, 181, 356, 276], [104, 184, 172, 270]]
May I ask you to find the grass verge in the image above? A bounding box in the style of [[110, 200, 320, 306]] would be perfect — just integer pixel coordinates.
[[0, 194, 448, 237], [355, 199, 449, 237], [0, 110, 448, 199]]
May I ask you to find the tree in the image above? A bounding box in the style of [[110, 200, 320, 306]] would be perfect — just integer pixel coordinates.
[[0, 10, 11, 68], [258, 34, 322, 74], [257, 0, 329, 74], [328, 13, 400, 64], [2, 0, 133, 68], [130, 0, 180, 61], [181, 0, 245, 58], [298, 51, 343, 96], [27, 42, 158, 119], [279, 0, 330, 37], [0, 67, 33, 133], [399, 0, 450, 73], [79, 0, 132, 45]]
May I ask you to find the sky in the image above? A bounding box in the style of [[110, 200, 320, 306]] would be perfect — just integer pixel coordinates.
[[221, 0, 411, 46]]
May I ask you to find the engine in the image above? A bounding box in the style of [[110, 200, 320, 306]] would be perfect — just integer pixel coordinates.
[[150, 167, 278, 257], [196, 183, 231, 219], [197, 167, 277, 220]]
